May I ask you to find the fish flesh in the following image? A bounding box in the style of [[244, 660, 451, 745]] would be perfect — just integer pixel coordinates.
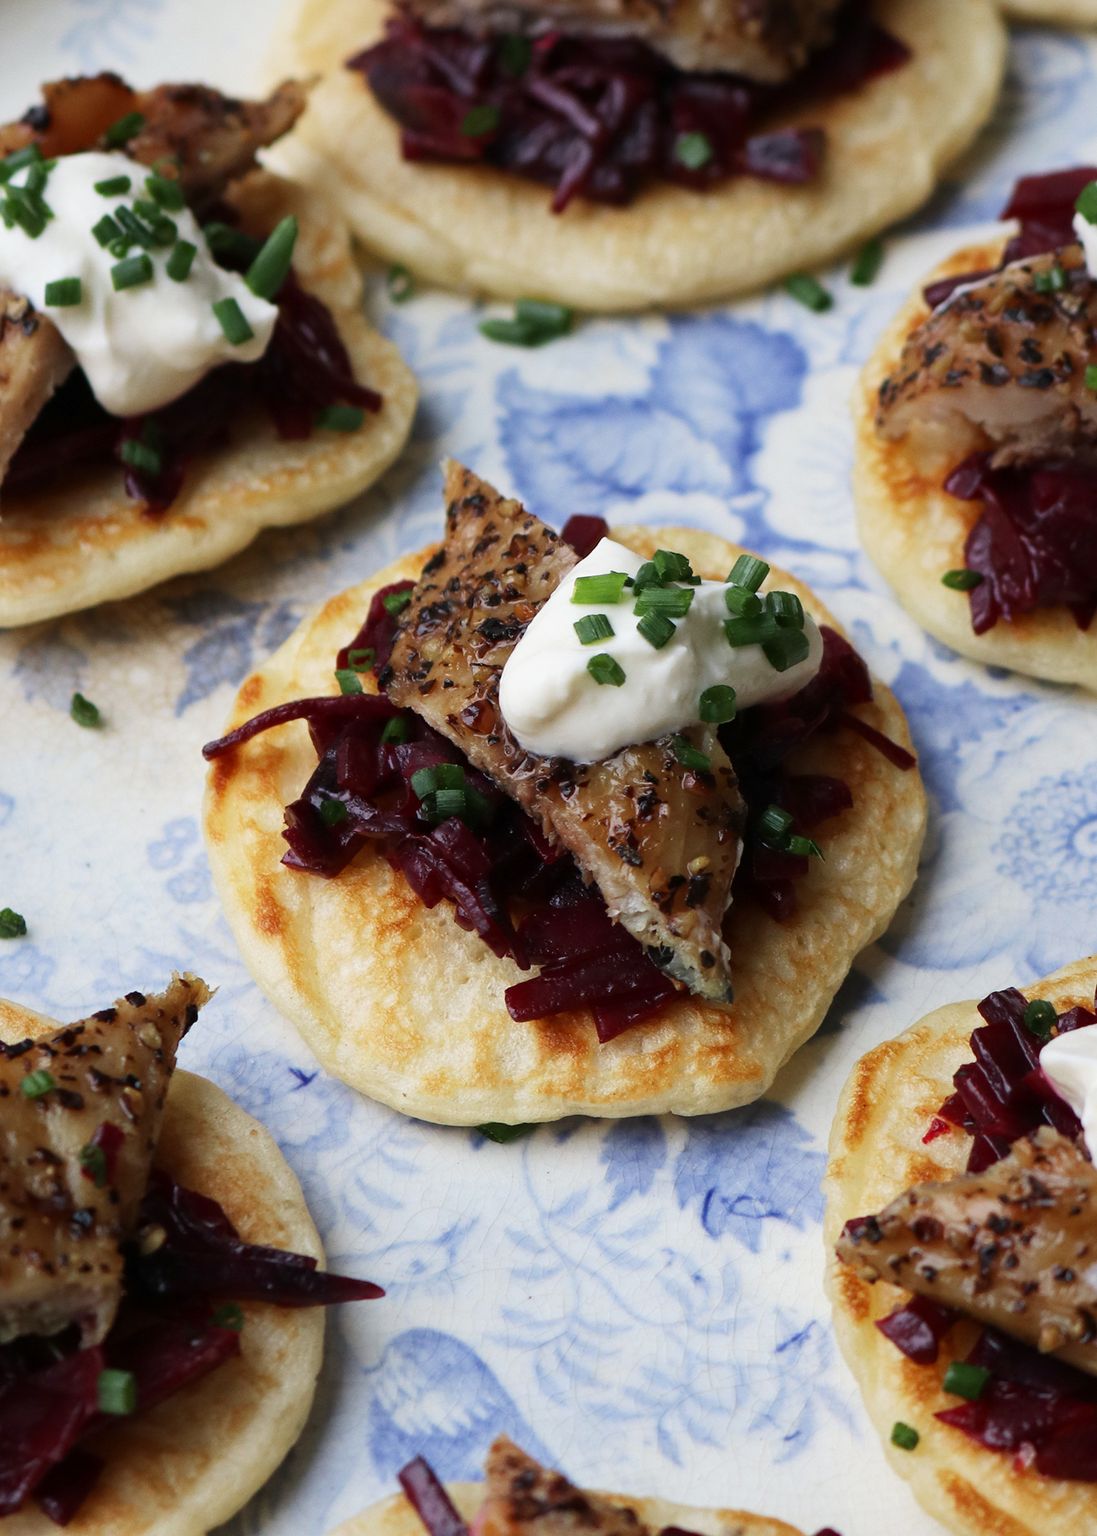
[[475, 1437, 649, 1534], [0, 290, 74, 483]]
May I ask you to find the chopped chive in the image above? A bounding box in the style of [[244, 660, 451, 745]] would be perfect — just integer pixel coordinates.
[[699, 685, 737, 724], [0, 144, 43, 181], [382, 589, 413, 617], [166, 239, 197, 282], [23, 163, 48, 198], [315, 404, 365, 433], [1086, 364, 1097, 393], [432, 786, 468, 822], [461, 103, 500, 137], [108, 235, 131, 259], [499, 34, 532, 75], [850, 238, 885, 287], [104, 110, 146, 148], [634, 585, 694, 618], [21, 1069, 56, 1100], [245, 214, 298, 300], [726, 554, 770, 592], [574, 613, 614, 645], [724, 613, 779, 649], [941, 568, 983, 592], [765, 590, 804, 629], [335, 667, 364, 695], [652, 548, 697, 584], [318, 796, 348, 827], [1033, 266, 1066, 295], [891, 1422, 919, 1452], [94, 174, 131, 197], [115, 204, 156, 248], [111, 253, 153, 290], [97, 1368, 137, 1415], [347, 647, 375, 670], [381, 716, 410, 744], [763, 628, 810, 672], [387, 263, 414, 303], [478, 317, 539, 346], [145, 172, 185, 211], [44, 277, 82, 307], [92, 212, 122, 247], [943, 1361, 991, 1402], [786, 834, 823, 859], [674, 131, 713, 171], [79, 1143, 108, 1188], [784, 272, 832, 312], [631, 561, 662, 592], [0, 908, 26, 939], [1075, 180, 1097, 225], [203, 222, 262, 264], [411, 764, 465, 800], [480, 297, 572, 347], [3, 187, 48, 238], [671, 736, 711, 773], [478, 1120, 534, 1141], [758, 805, 794, 845], [212, 1302, 244, 1331], [1023, 998, 1057, 1041], [725, 586, 762, 618], [637, 611, 676, 650], [587, 653, 626, 687], [212, 297, 254, 345], [119, 438, 162, 477], [70, 692, 102, 728], [572, 572, 629, 605]]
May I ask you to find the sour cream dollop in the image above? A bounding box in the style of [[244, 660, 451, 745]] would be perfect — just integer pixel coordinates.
[[498, 537, 824, 763], [1072, 210, 1097, 280], [1039, 1027, 1097, 1159], [0, 151, 277, 416]]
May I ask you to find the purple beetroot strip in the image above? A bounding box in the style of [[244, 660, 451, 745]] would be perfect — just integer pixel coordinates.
[[399, 1457, 470, 1535]]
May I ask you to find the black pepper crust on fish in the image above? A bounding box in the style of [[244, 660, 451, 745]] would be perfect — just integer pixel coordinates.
[[0, 974, 208, 1349], [837, 1126, 1097, 1377], [478, 1437, 650, 1534], [876, 245, 1097, 468], [381, 460, 746, 1003]]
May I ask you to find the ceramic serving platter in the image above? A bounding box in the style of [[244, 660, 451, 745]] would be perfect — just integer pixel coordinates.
[[2, 7, 1096, 1534]]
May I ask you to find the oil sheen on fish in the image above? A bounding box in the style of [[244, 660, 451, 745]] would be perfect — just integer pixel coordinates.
[[877, 245, 1097, 469], [0, 975, 208, 1348], [381, 462, 745, 1003], [837, 1127, 1097, 1377], [475, 1437, 651, 1535]]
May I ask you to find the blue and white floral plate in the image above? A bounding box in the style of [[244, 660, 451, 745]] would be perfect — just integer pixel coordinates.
[[2, 8, 1096, 1534]]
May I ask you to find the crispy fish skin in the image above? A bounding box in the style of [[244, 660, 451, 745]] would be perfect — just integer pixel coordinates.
[[0, 974, 208, 1348], [381, 462, 744, 1002], [478, 1437, 648, 1535], [0, 291, 74, 483], [396, 0, 841, 78], [836, 1126, 1097, 1375], [876, 245, 1097, 469]]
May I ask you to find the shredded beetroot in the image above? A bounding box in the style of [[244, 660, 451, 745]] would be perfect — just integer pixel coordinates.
[[876, 1294, 957, 1365], [351, 1, 907, 212], [399, 1457, 469, 1535]]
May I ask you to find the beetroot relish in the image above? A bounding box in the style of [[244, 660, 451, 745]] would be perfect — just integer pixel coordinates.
[[0, 1173, 381, 1525], [351, 1, 908, 212]]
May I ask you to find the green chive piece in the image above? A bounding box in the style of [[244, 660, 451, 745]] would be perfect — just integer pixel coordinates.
[[479, 297, 572, 347], [387, 263, 414, 303], [318, 796, 348, 827], [411, 764, 465, 800], [758, 805, 794, 846], [104, 111, 146, 148], [674, 131, 713, 171], [97, 1368, 137, 1416], [671, 736, 711, 773], [21, 1069, 56, 1100], [1023, 998, 1058, 1041], [891, 1422, 919, 1452], [478, 317, 537, 346], [145, 172, 185, 211], [1086, 363, 1097, 393], [0, 908, 26, 939], [0, 144, 43, 181], [1033, 266, 1066, 295], [315, 404, 365, 433], [79, 1143, 108, 1188], [461, 103, 500, 137], [245, 215, 299, 300], [724, 586, 763, 619], [786, 834, 824, 859], [382, 589, 412, 617], [941, 568, 984, 592], [631, 561, 662, 592], [432, 786, 468, 822], [726, 554, 770, 592], [3, 187, 48, 238], [636, 612, 676, 650], [763, 628, 811, 672], [44, 277, 82, 307], [212, 1302, 245, 1331], [111, 253, 153, 291], [119, 439, 162, 477], [92, 213, 122, 247], [784, 272, 832, 312], [347, 647, 375, 671], [634, 585, 694, 618], [574, 613, 614, 645], [94, 174, 131, 197], [166, 239, 197, 282], [70, 692, 102, 728], [652, 548, 697, 584], [1075, 180, 1097, 225], [766, 590, 805, 629], [203, 222, 262, 264], [498, 34, 532, 76], [943, 1361, 991, 1402], [587, 653, 626, 687], [572, 572, 629, 606], [335, 667, 364, 695], [478, 1121, 534, 1142], [724, 613, 779, 649], [108, 236, 131, 259], [381, 716, 410, 745], [115, 204, 155, 248], [699, 685, 737, 725], [850, 238, 885, 287], [212, 297, 254, 346]]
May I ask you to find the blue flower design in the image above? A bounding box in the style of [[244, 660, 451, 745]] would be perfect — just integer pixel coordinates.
[[997, 768, 1097, 908], [599, 1118, 667, 1210], [167, 592, 300, 714]]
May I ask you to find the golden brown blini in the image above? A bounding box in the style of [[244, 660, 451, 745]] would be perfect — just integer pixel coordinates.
[[853, 238, 1097, 691], [203, 516, 926, 1125], [0, 984, 326, 1536], [0, 172, 417, 629], [265, 0, 1005, 310], [1001, 0, 1097, 22], [824, 955, 1097, 1536]]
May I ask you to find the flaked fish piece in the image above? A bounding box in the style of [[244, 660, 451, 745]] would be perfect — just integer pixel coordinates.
[[382, 462, 744, 1003], [876, 245, 1097, 469], [397, 0, 840, 78], [837, 1127, 1097, 1376], [475, 1438, 648, 1535], [0, 291, 74, 483], [0, 974, 208, 1348]]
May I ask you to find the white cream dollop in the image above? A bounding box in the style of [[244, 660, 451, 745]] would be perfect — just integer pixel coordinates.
[[1039, 1027, 1097, 1159], [0, 151, 277, 416], [1073, 210, 1097, 280], [498, 537, 824, 763]]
